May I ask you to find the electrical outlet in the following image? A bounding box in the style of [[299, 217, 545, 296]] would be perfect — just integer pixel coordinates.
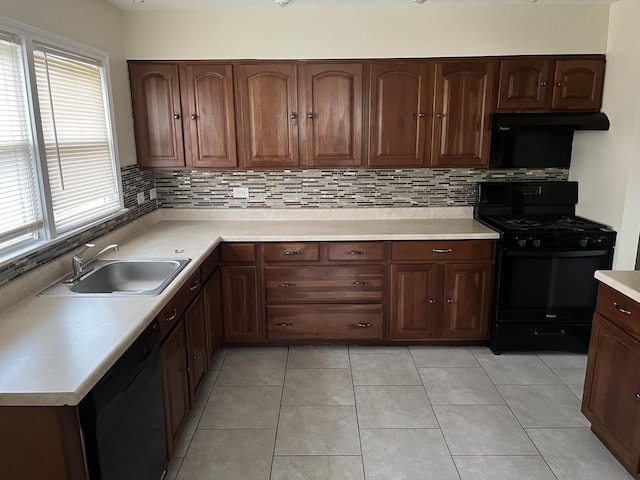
[[149, 188, 157, 200], [136, 192, 145, 205], [232, 187, 249, 199]]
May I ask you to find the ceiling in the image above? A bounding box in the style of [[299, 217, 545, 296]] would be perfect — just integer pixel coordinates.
[[107, 0, 617, 12]]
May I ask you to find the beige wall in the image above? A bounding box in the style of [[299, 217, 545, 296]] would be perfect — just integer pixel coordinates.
[[0, 0, 137, 166], [571, 0, 640, 269], [124, 5, 609, 60]]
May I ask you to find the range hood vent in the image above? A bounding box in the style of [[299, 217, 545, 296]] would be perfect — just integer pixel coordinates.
[[492, 112, 610, 132], [489, 112, 610, 169]]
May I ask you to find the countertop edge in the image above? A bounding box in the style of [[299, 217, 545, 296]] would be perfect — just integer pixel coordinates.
[[595, 270, 640, 304]]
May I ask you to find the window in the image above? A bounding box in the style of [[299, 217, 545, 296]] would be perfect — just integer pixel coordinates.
[[0, 19, 122, 261]]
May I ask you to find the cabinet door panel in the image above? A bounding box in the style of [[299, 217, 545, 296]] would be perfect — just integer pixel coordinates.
[[583, 314, 640, 469], [443, 263, 492, 340], [432, 61, 497, 168], [181, 64, 237, 168], [497, 58, 551, 110], [221, 266, 260, 342], [301, 63, 362, 167], [390, 263, 443, 340], [129, 63, 185, 168], [368, 63, 432, 167], [185, 294, 208, 400], [236, 64, 299, 168], [161, 323, 189, 456], [552, 59, 605, 111], [203, 267, 222, 367]]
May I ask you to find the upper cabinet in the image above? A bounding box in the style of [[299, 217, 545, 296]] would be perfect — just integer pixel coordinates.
[[431, 60, 498, 168], [129, 62, 237, 169], [235, 62, 364, 169], [367, 63, 432, 168], [497, 57, 605, 112]]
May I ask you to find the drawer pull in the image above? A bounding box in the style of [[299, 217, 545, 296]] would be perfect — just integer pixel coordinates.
[[165, 309, 177, 322], [433, 248, 453, 254], [276, 322, 293, 327], [613, 302, 632, 315], [446, 299, 454, 304], [353, 281, 371, 286], [279, 283, 297, 288], [534, 329, 566, 336], [349, 250, 368, 255], [635, 393, 640, 400], [282, 249, 302, 256], [189, 281, 200, 291], [192, 354, 198, 360], [428, 299, 436, 304], [354, 323, 372, 328]]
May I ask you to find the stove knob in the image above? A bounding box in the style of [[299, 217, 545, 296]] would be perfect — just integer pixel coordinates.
[[578, 238, 588, 248], [516, 238, 527, 247], [594, 237, 603, 245], [531, 239, 541, 248]]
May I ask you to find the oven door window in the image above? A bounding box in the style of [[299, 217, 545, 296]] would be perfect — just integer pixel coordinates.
[[498, 249, 613, 321]]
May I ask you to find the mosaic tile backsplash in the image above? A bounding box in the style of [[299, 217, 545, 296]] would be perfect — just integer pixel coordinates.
[[155, 168, 569, 209]]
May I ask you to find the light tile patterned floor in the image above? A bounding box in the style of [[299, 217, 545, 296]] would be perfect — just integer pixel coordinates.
[[166, 346, 634, 480]]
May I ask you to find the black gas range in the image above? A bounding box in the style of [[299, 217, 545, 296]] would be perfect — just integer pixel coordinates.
[[476, 181, 616, 353]]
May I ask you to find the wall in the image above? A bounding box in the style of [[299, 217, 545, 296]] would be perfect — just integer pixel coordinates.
[[571, 0, 640, 269], [0, 0, 137, 167], [123, 5, 609, 59]]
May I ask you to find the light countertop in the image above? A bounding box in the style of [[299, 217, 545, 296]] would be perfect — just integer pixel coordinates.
[[0, 208, 499, 406], [595, 270, 640, 304]]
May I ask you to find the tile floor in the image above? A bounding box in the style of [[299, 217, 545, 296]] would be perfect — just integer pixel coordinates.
[[165, 346, 633, 480]]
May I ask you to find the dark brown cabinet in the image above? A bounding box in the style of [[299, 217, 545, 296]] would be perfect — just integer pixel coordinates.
[[389, 240, 494, 341], [497, 57, 605, 111], [431, 60, 498, 168], [129, 62, 237, 169], [583, 285, 640, 479], [184, 294, 208, 400], [203, 263, 222, 368], [367, 63, 432, 167]]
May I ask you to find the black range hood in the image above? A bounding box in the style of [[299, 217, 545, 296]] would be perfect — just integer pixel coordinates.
[[489, 112, 610, 169]]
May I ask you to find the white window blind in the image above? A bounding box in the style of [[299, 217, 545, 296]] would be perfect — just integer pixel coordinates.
[[33, 45, 120, 233], [0, 33, 43, 251]]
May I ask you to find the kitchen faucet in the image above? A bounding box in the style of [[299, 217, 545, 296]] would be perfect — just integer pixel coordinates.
[[68, 243, 119, 281]]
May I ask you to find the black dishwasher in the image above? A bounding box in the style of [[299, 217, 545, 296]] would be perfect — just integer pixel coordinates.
[[79, 319, 167, 480]]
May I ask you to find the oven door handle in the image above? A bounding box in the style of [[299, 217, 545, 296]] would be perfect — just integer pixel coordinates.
[[504, 249, 611, 258]]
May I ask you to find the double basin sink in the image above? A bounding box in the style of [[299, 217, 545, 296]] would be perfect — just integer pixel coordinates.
[[40, 258, 191, 297]]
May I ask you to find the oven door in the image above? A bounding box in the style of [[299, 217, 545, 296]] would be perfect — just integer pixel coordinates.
[[496, 248, 613, 323]]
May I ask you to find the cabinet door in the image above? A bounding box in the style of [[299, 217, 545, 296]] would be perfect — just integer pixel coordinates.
[[185, 294, 208, 401], [180, 64, 237, 168], [367, 63, 432, 167], [497, 58, 551, 110], [161, 322, 189, 456], [300, 63, 363, 167], [551, 59, 605, 111], [431, 61, 497, 168], [583, 314, 640, 471], [442, 263, 492, 340], [203, 267, 222, 367], [236, 64, 299, 168], [221, 266, 260, 342], [389, 263, 443, 340], [129, 63, 185, 168]]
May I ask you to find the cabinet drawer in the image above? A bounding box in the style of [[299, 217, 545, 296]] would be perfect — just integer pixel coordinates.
[[596, 284, 640, 337], [262, 242, 320, 262], [267, 304, 383, 340], [327, 242, 385, 262], [391, 240, 494, 261], [158, 269, 202, 338], [265, 266, 384, 303], [221, 243, 256, 263]]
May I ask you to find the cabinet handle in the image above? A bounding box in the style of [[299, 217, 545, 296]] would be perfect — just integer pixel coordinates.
[[282, 249, 302, 256], [556, 81, 565, 87], [173, 114, 180, 120], [635, 392, 640, 400], [354, 323, 372, 328], [307, 113, 315, 119], [418, 112, 426, 118], [191, 114, 198, 120], [539, 81, 547, 87], [435, 113, 444, 119], [613, 302, 632, 315], [349, 250, 367, 255], [187, 366, 192, 373], [278, 283, 297, 287], [165, 309, 177, 322], [428, 299, 436, 304], [534, 329, 567, 336], [290, 113, 297, 120], [353, 281, 371, 286], [192, 354, 198, 360], [276, 322, 293, 327], [446, 299, 454, 304], [432, 248, 453, 254], [189, 281, 200, 291]]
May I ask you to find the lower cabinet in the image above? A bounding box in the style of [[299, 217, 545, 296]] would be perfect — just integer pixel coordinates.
[[221, 265, 260, 342], [184, 294, 208, 400]]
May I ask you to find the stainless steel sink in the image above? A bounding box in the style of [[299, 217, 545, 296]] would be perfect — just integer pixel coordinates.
[[39, 258, 191, 297]]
